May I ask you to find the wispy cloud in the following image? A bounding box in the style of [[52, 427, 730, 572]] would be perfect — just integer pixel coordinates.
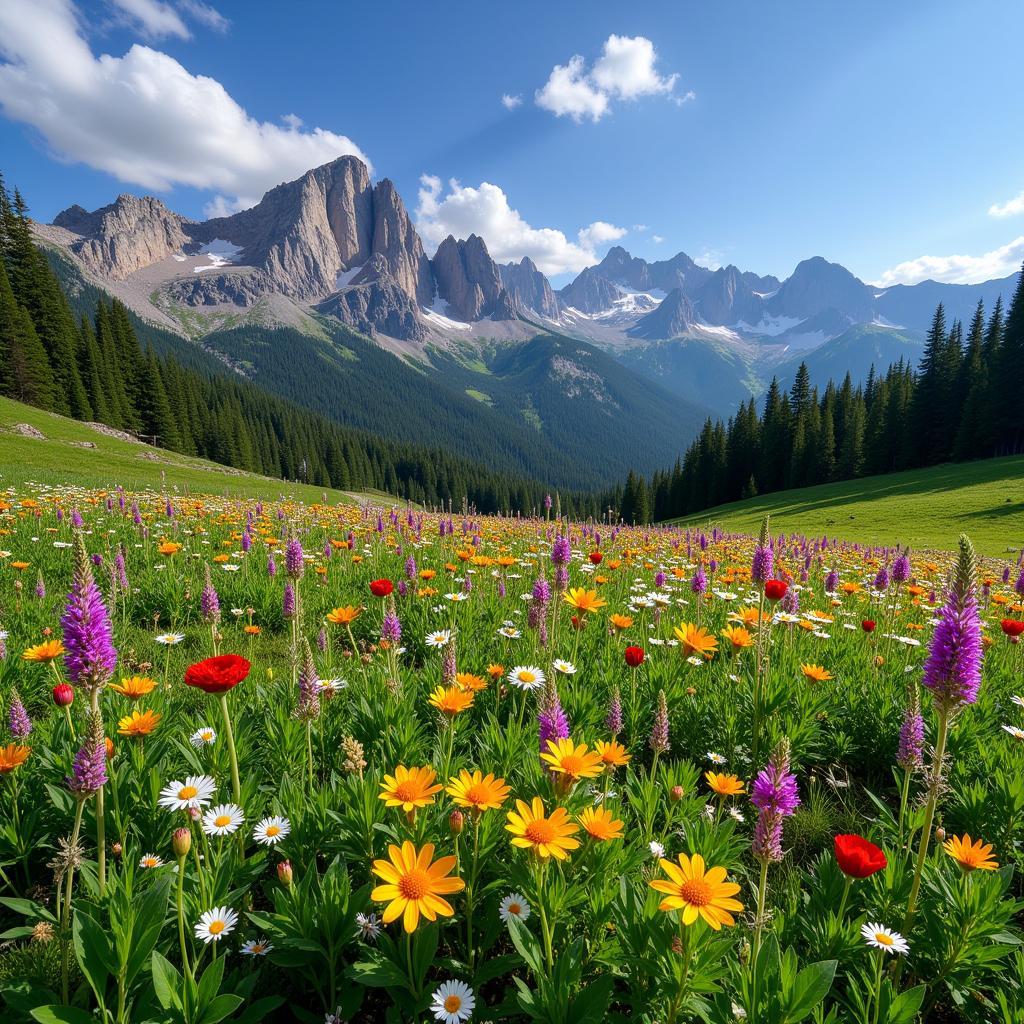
[[872, 236, 1024, 286], [500, 93, 522, 110], [989, 191, 1024, 218]]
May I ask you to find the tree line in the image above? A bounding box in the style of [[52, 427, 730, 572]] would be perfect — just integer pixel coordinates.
[[617, 266, 1024, 524]]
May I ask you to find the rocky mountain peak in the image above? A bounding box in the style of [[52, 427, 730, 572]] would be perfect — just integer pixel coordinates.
[[628, 287, 696, 339], [431, 234, 516, 322], [500, 256, 559, 319]]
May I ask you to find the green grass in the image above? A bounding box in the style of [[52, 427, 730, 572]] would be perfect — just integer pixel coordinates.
[[0, 396, 393, 505], [673, 456, 1024, 556]]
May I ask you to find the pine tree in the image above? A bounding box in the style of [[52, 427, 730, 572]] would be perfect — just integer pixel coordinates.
[[0, 259, 55, 408], [996, 263, 1024, 453]]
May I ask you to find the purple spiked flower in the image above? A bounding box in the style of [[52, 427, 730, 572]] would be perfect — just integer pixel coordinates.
[[649, 689, 670, 755], [551, 535, 571, 566], [751, 516, 773, 585], [294, 640, 321, 722], [921, 536, 983, 711], [61, 532, 117, 691], [874, 566, 890, 592], [897, 680, 925, 770], [892, 552, 911, 585], [538, 678, 570, 751], [751, 739, 799, 863], [66, 712, 107, 797], [8, 691, 31, 738], [34, 572, 45, 599], [285, 538, 305, 579], [691, 566, 707, 595], [605, 687, 623, 736], [381, 611, 402, 644], [825, 569, 839, 593], [200, 565, 220, 624], [282, 582, 296, 620]]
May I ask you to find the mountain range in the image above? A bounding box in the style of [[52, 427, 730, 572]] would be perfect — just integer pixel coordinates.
[[32, 154, 1021, 467]]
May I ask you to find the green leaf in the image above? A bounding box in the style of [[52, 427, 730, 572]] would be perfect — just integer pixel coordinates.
[[785, 959, 836, 1020], [125, 876, 171, 985], [232, 996, 286, 1024], [30, 1007, 96, 1024], [198, 993, 243, 1024], [506, 916, 544, 975], [150, 950, 183, 1012], [196, 953, 226, 1012], [347, 957, 410, 989], [72, 909, 112, 1003], [0, 896, 57, 923], [887, 984, 926, 1024], [569, 975, 614, 1024]]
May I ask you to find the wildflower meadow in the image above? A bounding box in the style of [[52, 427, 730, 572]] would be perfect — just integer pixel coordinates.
[[0, 485, 1022, 1023]]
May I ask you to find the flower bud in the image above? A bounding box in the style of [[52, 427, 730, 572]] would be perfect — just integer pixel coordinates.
[[172, 827, 191, 859], [277, 859, 293, 887], [449, 810, 465, 835], [935, 827, 946, 842], [111, 841, 123, 858], [104, 737, 115, 760], [52, 683, 74, 707], [873, 655, 885, 668], [669, 785, 684, 803]]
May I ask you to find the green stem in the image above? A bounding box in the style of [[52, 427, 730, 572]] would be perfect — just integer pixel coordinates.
[[753, 857, 770, 958], [61, 800, 86, 1004], [836, 875, 853, 924], [89, 690, 106, 897], [218, 693, 242, 806]]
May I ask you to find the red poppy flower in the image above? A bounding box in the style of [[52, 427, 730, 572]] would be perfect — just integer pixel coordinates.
[[624, 645, 645, 667], [369, 579, 394, 598], [589, 551, 603, 565], [1001, 618, 1024, 638], [834, 833, 887, 878], [52, 683, 74, 707], [861, 619, 876, 633], [185, 654, 251, 694], [764, 579, 788, 602]]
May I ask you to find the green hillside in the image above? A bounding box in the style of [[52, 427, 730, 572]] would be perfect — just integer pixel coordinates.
[[673, 455, 1024, 555], [0, 396, 391, 504]]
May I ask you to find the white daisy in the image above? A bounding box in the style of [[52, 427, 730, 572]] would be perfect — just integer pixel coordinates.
[[426, 630, 453, 648], [729, 806, 746, 823], [155, 632, 185, 646], [508, 665, 545, 690], [649, 840, 665, 858], [552, 659, 576, 675], [497, 626, 521, 639], [860, 922, 909, 955], [430, 980, 475, 1024], [498, 892, 531, 923], [355, 911, 382, 941], [253, 815, 290, 845], [1011, 695, 1024, 708], [194, 906, 238, 944], [445, 592, 469, 602], [139, 853, 164, 869], [706, 751, 727, 764], [318, 677, 348, 693], [1002, 724, 1024, 741], [202, 803, 245, 836], [240, 937, 273, 956], [158, 775, 216, 811], [190, 727, 217, 747]]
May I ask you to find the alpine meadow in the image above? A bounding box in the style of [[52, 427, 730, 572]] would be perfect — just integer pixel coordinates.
[[1, 3, 1024, 1023]]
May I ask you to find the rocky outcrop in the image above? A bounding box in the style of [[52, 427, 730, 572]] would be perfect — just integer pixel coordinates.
[[628, 287, 696, 339], [500, 257, 559, 318], [369, 180, 434, 307], [431, 234, 516, 322], [767, 256, 874, 322], [53, 195, 191, 281], [557, 266, 621, 314], [696, 265, 764, 325], [166, 269, 265, 307]]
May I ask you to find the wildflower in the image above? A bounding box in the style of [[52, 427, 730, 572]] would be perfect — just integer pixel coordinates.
[[22, 639, 65, 662], [240, 938, 273, 956], [506, 797, 580, 860], [649, 689, 670, 755], [61, 532, 117, 690], [498, 892, 531, 923], [673, 623, 718, 660], [649, 853, 743, 929], [341, 735, 367, 776], [65, 712, 105, 794], [185, 654, 250, 694], [764, 579, 788, 602], [370, 840, 464, 932], [139, 853, 164, 869], [624, 645, 645, 667], [155, 632, 185, 646], [429, 686, 474, 716], [157, 541, 182, 556], [426, 630, 453, 648], [800, 664, 833, 682], [897, 680, 925, 770], [203, 803, 245, 836], [1001, 618, 1024, 639], [834, 834, 887, 878], [721, 625, 754, 651], [8, 691, 31, 739], [285, 538, 305, 579], [52, 683, 74, 707], [508, 665, 545, 690], [327, 606, 361, 625], [860, 922, 909, 955], [563, 587, 607, 614], [552, 658, 576, 675], [862, 619, 877, 633], [540, 738, 603, 784], [253, 816, 290, 845], [194, 907, 239, 944], [369, 579, 394, 598], [943, 834, 998, 872], [605, 687, 623, 736], [430, 980, 475, 1024], [0, 743, 31, 774], [705, 772, 744, 797], [1002, 724, 1024, 740], [751, 518, 773, 584], [379, 765, 443, 814], [609, 613, 634, 631], [355, 912, 382, 942], [190, 727, 217, 747], [751, 740, 800, 863], [158, 775, 216, 811], [595, 739, 630, 769], [109, 675, 158, 699], [295, 639, 321, 723], [649, 840, 665, 858], [579, 806, 624, 841], [117, 708, 161, 736]]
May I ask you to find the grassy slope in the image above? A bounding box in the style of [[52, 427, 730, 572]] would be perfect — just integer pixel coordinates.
[[0, 397, 393, 505], [673, 456, 1024, 555]]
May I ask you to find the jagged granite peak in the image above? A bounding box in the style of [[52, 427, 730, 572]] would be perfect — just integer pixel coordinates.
[[741, 270, 781, 295], [596, 245, 654, 291], [767, 256, 875, 322], [557, 266, 622, 314], [369, 179, 434, 307], [628, 287, 696, 339], [431, 234, 516, 322], [317, 260, 427, 342], [500, 257, 560, 319], [52, 194, 191, 281], [696, 265, 764, 325]]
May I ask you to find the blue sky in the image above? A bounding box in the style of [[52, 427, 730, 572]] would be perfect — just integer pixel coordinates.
[[2, 0, 1023, 287]]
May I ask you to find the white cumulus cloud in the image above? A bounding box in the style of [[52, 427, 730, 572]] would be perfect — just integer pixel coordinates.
[[0, 0, 369, 213], [416, 175, 624, 276], [535, 35, 682, 123], [501, 93, 523, 110], [872, 236, 1024, 287], [989, 191, 1024, 218]]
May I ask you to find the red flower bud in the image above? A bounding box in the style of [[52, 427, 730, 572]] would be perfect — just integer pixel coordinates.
[[449, 810, 465, 835], [589, 551, 603, 565], [764, 579, 788, 602], [861, 619, 876, 633], [669, 785, 684, 803], [369, 579, 393, 598], [52, 683, 74, 707], [277, 860, 293, 887], [624, 645, 645, 668]]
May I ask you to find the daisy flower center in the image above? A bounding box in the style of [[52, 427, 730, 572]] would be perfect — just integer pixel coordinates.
[[679, 879, 713, 907], [393, 782, 420, 803], [558, 755, 585, 775], [265, 825, 280, 837], [524, 820, 556, 844], [178, 785, 198, 800], [208, 920, 225, 935], [518, 671, 535, 683], [465, 785, 490, 805], [507, 902, 521, 915], [214, 815, 231, 827], [444, 996, 463, 1012], [874, 932, 893, 946], [398, 869, 431, 900]]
